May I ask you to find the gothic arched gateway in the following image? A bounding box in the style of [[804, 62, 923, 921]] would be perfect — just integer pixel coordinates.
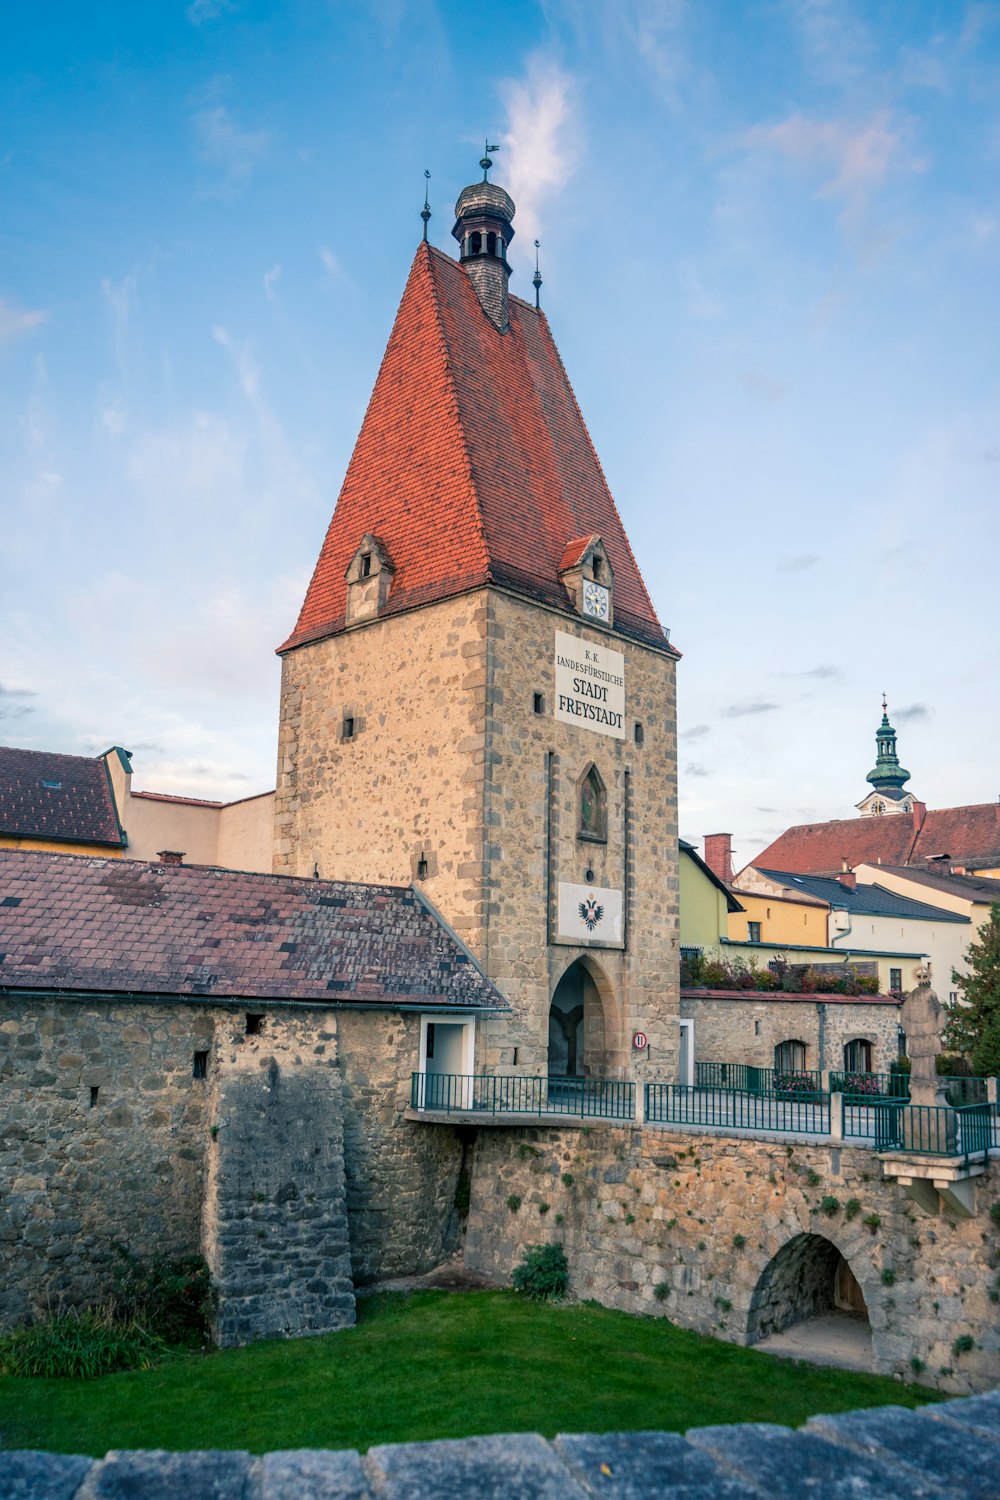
[[548, 956, 618, 1079]]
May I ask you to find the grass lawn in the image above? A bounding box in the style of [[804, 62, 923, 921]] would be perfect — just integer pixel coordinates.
[[0, 1289, 938, 1456]]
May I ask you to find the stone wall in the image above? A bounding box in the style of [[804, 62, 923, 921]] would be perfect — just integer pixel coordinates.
[[203, 1009, 355, 1345], [680, 990, 902, 1074], [336, 1009, 468, 1284], [0, 994, 214, 1328], [462, 1122, 1000, 1394]]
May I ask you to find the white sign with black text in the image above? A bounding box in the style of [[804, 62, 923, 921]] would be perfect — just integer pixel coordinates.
[[557, 882, 624, 946], [554, 630, 626, 740]]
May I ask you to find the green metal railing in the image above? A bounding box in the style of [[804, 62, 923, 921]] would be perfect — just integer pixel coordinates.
[[410, 1072, 634, 1119], [694, 1061, 824, 1099], [829, 1070, 910, 1101], [941, 1076, 989, 1107], [646, 1083, 830, 1136], [861, 1100, 993, 1160]]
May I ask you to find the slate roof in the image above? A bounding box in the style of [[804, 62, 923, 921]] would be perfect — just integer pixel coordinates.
[[756, 868, 970, 924], [863, 864, 1000, 904], [281, 243, 673, 656], [0, 747, 124, 849], [753, 802, 1000, 877], [0, 850, 506, 1010]]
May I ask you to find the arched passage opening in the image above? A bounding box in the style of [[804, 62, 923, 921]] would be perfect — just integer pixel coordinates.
[[548, 957, 616, 1080], [747, 1233, 871, 1368]]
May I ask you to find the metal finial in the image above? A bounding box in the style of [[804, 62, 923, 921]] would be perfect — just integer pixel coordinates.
[[882, 691, 888, 714], [532, 238, 543, 309], [420, 169, 431, 242], [480, 140, 500, 180]]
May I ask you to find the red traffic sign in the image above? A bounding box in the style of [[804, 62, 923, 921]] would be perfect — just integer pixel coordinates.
[[632, 1031, 648, 1050]]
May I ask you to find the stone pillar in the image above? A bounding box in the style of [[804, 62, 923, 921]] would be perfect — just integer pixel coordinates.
[[203, 1014, 355, 1347], [829, 1092, 843, 1145]]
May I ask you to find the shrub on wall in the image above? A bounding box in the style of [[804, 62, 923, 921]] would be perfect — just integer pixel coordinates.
[[511, 1243, 568, 1302], [111, 1245, 215, 1349]]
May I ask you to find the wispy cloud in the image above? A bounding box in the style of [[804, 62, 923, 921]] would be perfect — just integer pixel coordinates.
[[742, 109, 923, 225], [187, 0, 236, 22], [0, 297, 48, 345], [263, 262, 282, 301], [741, 370, 785, 403], [778, 552, 819, 572], [193, 103, 270, 193], [684, 761, 710, 777], [682, 723, 711, 740], [500, 56, 579, 248], [893, 703, 929, 722], [623, 0, 690, 104], [722, 700, 780, 717], [0, 684, 37, 721], [319, 248, 343, 282], [780, 663, 840, 680], [101, 270, 137, 372]]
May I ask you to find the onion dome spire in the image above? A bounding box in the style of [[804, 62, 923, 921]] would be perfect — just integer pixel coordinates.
[[865, 694, 911, 795]]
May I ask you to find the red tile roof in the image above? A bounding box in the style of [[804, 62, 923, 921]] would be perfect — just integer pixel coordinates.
[[752, 803, 1000, 878], [0, 850, 505, 1010], [280, 244, 671, 655], [0, 747, 124, 849]]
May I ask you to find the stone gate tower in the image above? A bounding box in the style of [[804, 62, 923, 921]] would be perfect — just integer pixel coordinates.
[[273, 159, 681, 1082]]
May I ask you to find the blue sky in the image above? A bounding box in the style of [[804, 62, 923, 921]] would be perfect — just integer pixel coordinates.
[[2, 0, 998, 869]]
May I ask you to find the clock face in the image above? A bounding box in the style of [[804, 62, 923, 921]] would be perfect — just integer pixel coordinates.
[[583, 581, 609, 620]]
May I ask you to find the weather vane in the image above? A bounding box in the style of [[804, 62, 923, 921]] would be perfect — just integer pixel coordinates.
[[533, 239, 543, 310], [480, 140, 500, 180], [420, 169, 431, 242]]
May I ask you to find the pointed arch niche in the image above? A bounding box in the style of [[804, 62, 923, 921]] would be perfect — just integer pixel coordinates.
[[577, 762, 608, 843], [547, 954, 621, 1079]]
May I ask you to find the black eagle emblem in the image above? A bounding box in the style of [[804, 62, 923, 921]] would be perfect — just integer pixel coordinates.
[[578, 899, 604, 932]]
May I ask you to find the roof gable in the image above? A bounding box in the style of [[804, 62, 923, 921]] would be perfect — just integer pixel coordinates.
[[0, 747, 123, 848], [281, 244, 669, 654], [0, 850, 506, 1010]]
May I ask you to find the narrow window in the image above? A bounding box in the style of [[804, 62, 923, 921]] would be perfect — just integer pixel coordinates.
[[747, 921, 761, 942], [426, 1023, 436, 1060], [193, 1051, 209, 1079], [634, 722, 644, 746], [246, 1013, 264, 1036], [470, 231, 482, 254], [343, 715, 355, 740], [512, 1046, 519, 1066], [843, 1038, 872, 1073], [578, 764, 608, 842], [889, 967, 902, 993], [89, 1086, 99, 1108], [774, 1039, 806, 1073], [533, 691, 544, 715], [486, 231, 497, 255], [417, 855, 428, 879], [360, 553, 372, 578], [592, 556, 603, 582]]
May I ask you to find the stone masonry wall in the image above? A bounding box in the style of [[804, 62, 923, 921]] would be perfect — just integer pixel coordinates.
[[463, 1123, 1000, 1394], [272, 594, 490, 952], [681, 992, 902, 1075], [0, 994, 214, 1329], [478, 591, 679, 1081], [203, 1008, 355, 1346], [337, 1009, 467, 1284]]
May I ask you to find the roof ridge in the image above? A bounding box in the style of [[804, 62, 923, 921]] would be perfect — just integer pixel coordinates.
[[421, 244, 492, 580]]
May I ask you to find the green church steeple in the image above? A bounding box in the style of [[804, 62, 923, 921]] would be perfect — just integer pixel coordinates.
[[865, 694, 911, 796]]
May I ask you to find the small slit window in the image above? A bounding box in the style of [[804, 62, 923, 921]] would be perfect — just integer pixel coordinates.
[[417, 855, 428, 879], [634, 722, 644, 746], [343, 715, 355, 740], [360, 552, 372, 578], [245, 1013, 264, 1036], [193, 1051, 209, 1079], [533, 692, 544, 715]]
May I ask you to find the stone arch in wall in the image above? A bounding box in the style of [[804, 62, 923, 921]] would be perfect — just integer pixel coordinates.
[[547, 954, 621, 1079], [746, 1232, 869, 1345]]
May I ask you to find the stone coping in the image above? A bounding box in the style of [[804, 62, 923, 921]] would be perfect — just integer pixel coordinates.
[[5, 1390, 999, 1498]]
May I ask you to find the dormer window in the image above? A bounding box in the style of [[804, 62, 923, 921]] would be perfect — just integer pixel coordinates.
[[345, 533, 395, 626], [559, 534, 615, 628]]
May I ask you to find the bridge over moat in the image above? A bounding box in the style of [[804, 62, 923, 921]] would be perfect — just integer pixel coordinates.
[[449, 1116, 1000, 1395]]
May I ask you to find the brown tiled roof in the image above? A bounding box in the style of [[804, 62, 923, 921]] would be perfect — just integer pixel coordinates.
[[280, 244, 673, 656], [0, 747, 124, 848], [752, 803, 1000, 878], [0, 851, 505, 1010]]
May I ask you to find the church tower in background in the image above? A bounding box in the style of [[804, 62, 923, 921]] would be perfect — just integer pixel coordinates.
[[273, 155, 681, 1080]]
